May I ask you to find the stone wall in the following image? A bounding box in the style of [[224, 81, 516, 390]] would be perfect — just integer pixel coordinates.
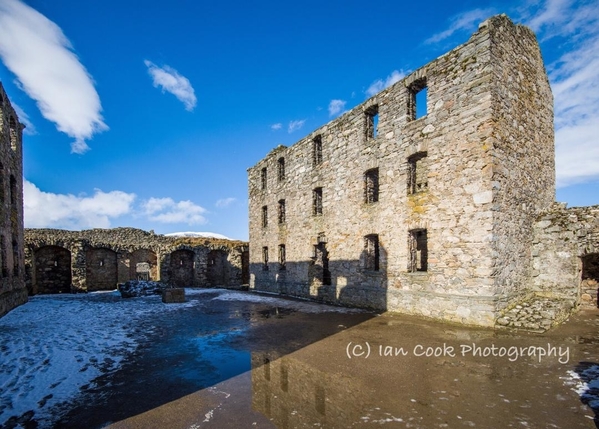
[[0, 82, 27, 317], [248, 15, 557, 327], [531, 204, 599, 306], [24, 228, 248, 294]]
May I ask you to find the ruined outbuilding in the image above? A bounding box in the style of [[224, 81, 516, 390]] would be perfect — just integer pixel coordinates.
[[248, 15, 599, 327], [24, 228, 249, 294], [0, 83, 27, 317]]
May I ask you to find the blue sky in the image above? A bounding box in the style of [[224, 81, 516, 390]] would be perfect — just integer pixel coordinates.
[[0, 0, 597, 240]]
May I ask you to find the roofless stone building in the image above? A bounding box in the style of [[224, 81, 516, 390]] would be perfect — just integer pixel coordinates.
[[0, 83, 27, 318], [248, 15, 599, 327], [24, 228, 249, 294]]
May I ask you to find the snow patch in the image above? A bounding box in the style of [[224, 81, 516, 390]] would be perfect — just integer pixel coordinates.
[[164, 231, 231, 240]]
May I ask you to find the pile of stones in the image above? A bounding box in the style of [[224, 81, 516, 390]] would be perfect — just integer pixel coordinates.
[[117, 280, 167, 298], [496, 297, 575, 332]]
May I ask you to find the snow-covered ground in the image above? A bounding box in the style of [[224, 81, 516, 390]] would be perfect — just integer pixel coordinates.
[[0, 288, 363, 427], [164, 231, 232, 240]]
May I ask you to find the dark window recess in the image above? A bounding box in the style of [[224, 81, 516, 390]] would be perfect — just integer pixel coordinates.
[[408, 78, 428, 120], [262, 247, 269, 271], [278, 199, 286, 224], [408, 152, 428, 194], [261, 167, 267, 190], [261, 206, 268, 228], [278, 244, 286, 270], [364, 168, 379, 203], [313, 187, 323, 216], [365, 105, 379, 139], [12, 238, 18, 276], [364, 234, 380, 271], [408, 229, 428, 272], [1, 236, 8, 278], [313, 135, 323, 166], [9, 175, 16, 206], [277, 157, 285, 181]]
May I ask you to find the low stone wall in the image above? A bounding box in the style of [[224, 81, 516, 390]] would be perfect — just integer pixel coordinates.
[[24, 228, 249, 294], [531, 204, 599, 304]]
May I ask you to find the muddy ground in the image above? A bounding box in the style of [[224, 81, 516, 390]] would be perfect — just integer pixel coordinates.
[[3, 289, 599, 428]]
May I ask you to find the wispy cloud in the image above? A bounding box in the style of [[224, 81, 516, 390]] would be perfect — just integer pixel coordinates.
[[24, 180, 135, 229], [522, 0, 599, 187], [271, 123, 282, 130], [0, 0, 107, 154], [328, 99, 346, 117], [215, 197, 236, 208], [144, 60, 197, 111], [142, 197, 206, 225], [365, 70, 406, 97], [424, 8, 496, 44], [288, 119, 306, 133]]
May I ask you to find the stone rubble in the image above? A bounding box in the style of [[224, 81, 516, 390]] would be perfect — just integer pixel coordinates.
[[495, 297, 575, 332]]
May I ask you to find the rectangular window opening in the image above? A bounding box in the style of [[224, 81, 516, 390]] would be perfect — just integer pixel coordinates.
[[278, 199, 286, 224], [408, 152, 428, 194], [261, 167, 267, 190], [364, 168, 379, 204], [365, 105, 379, 140], [313, 187, 323, 216], [364, 234, 380, 271], [262, 247, 269, 271], [261, 205, 268, 228], [313, 135, 323, 166], [278, 244, 286, 271], [408, 78, 428, 120], [408, 229, 428, 272], [277, 157, 285, 181]]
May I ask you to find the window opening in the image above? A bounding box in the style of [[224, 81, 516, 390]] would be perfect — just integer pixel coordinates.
[[313, 135, 323, 166], [365, 105, 379, 139], [313, 187, 323, 216], [364, 234, 380, 271], [364, 168, 379, 203], [277, 157, 285, 181], [408, 152, 428, 194], [278, 199, 286, 224], [261, 167, 267, 190], [408, 78, 428, 120], [408, 229, 428, 272]]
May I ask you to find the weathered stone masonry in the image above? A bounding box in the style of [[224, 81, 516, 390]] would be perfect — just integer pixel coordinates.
[[248, 15, 598, 327], [0, 83, 27, 317], [24, 228, 249, 294]]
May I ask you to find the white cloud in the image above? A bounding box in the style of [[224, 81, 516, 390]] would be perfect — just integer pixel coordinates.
[[365, 70, 406, 97], [328, 99, 346, 117], [424, 8, 496, 44], [215, 197, 236, 208], [271, 123, 282, 130], [522, 0, 599, 187], [142, 197, 207, 225], [24, 180, 135, 229], [288, 119, 306, 133], [144, 60, 197, 111], [0, 0, 107, 154]]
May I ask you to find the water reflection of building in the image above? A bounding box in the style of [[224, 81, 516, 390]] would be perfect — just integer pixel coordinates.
[[251, 352, 375, 428]]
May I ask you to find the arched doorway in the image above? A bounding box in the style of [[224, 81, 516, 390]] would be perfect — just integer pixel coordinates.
[[170, 249, 194, 287], [86, 248, 118, 291], [129, 249, 158, 281], [34, 246, 72, 294], [207, 249, 228, 286]]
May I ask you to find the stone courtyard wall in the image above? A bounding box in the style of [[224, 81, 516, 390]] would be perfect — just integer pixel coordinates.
[[0, 82, 27, 317], [531, 204, 599, 306], [248, 15, 555, 327], [24, 228, 248, 294]]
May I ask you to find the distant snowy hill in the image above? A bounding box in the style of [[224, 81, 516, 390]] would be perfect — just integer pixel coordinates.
[[164, 231, 232, 240]]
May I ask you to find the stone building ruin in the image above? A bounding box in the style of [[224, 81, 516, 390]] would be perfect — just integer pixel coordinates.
[[24, 228, 249, 294], [248, 15, 599, 327], [0, 83, 27, 317]]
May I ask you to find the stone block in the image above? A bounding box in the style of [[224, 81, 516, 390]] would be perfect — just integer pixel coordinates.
[[162, 288, 186, 303]]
